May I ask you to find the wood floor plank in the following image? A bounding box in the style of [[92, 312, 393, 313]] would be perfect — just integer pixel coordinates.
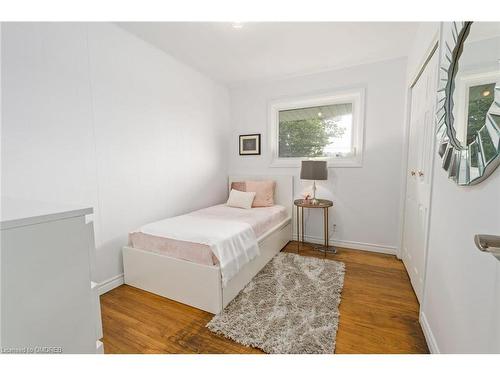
[[100, 241, 429, 354]]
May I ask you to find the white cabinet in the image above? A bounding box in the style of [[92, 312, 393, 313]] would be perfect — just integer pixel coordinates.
[[0, 198, 103, 354]]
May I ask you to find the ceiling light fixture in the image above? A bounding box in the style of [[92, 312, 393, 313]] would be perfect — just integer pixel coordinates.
[[232, 22, 243, 29], [317, 111, 323, 118], [482, 90, 491, 97]]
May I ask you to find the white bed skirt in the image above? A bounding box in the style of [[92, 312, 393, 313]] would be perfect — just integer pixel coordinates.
[[122, 218, 292, 314]]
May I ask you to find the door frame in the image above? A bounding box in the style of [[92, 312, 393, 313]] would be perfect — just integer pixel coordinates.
[[397, 33, 440, 287]]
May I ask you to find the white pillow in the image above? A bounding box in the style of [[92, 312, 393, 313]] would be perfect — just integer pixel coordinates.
[[226, 189, 256, 209]]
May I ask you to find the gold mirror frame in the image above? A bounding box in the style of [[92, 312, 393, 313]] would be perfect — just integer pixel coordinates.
[[436, 21, 500, 185]]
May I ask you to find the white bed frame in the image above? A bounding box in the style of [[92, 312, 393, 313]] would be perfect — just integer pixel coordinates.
[[122, 175, 293, 314]]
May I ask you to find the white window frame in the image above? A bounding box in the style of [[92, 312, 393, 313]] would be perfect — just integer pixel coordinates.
[[268, 88, 365, 168], [455, 70, 500, 146]]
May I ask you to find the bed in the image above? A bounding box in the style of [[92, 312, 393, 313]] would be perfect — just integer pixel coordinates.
[[122, 175, 293, 314]]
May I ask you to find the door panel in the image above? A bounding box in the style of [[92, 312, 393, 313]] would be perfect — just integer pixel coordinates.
[[403, 48, 438, 301]]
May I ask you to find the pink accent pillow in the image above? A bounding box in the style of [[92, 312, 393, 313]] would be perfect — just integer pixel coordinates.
[[245, 180, 276, 207], [230, 181, 246, 192]]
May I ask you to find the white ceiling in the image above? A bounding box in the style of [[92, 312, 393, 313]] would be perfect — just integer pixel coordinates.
[[117, 22, 419, 86]]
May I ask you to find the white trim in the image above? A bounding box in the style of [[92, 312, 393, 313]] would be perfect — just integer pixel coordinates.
[[398, 83, 413, 260], [96, 340, 104, 354], [408, 32, 440, 88], [295, 233, 397, 255], [268, 88, 365, 168], [331, 239, 397, 255], [420, 311, 440, 353], [420, 23, 445, 315], [97, 273, 124, 295]]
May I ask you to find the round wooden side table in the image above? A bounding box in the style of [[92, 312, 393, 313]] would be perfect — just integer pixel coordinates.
[[294, 198, 336, 257]]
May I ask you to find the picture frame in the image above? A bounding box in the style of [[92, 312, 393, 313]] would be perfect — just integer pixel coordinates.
[[239, 134, 261, 155]]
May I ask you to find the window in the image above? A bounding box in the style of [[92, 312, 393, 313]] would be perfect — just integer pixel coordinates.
[[455, 70, 500, 148], [269, 89, 365, 167]]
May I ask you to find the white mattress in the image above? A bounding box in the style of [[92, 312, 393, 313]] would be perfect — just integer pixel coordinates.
[[129, 204, 289, 266]]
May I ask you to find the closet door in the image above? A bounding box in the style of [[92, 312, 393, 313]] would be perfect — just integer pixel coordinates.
[[402, 48, 438, 302]]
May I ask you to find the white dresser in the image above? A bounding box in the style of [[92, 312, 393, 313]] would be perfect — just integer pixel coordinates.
[[0, 198, 103, 354]]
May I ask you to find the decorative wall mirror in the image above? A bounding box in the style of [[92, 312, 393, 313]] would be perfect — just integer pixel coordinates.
[[436, 21, 500, 185]]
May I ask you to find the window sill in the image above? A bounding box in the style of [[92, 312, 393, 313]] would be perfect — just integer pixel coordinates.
[[269, 157, 363, 168]]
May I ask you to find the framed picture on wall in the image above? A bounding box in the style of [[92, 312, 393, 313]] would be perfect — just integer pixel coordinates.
[[239, 134, 261, 155]]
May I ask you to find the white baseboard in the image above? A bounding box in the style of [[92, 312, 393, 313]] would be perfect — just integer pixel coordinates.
[[97, 273, 124, 295], [420, 311, 440, 353], [293, 233, 397, 255]]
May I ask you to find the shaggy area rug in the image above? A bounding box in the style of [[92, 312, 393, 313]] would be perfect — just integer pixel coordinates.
[[206, 252, 345, 354]]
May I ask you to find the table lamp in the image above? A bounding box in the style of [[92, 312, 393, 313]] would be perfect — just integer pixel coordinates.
[[300, 160, 328, 205]]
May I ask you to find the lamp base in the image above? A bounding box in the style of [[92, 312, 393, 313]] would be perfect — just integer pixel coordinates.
[[312, 244, 337, 254], [311, 180, 319, 204]]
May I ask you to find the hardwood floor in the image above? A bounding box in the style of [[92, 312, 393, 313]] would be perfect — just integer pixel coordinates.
[[100, 242, 429, 354]]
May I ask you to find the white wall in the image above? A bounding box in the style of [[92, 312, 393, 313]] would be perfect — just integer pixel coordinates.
[[1, 23, 230, 284], [228, 58, 408, 253], [407, 22, 500, 353], [422, 170, 500, 353]]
